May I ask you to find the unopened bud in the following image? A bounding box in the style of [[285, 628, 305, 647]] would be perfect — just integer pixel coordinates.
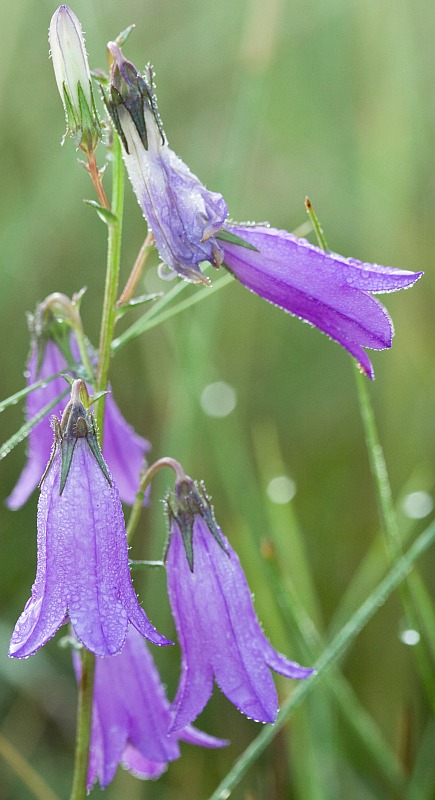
[[49, 5, 100, 151]]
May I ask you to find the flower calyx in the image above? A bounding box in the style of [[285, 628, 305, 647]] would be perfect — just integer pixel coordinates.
[[106, 41, 164, 154], [166, 477, 228, 572], [47, 379, 111, 494]]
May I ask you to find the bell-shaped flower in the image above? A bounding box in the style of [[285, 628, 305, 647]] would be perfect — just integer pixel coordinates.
[[106, 42, 228, 284], [6, 311, 149, 509], [9, 381, 170, 659], [76, 625, 227, 789], [219, 225, 423, 378], [165, 477, 314, 730], [49, 5, 100, 150]]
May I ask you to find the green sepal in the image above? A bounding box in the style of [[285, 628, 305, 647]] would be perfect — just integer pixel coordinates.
[[115, 24, 136, 47], [85, 425, 111, 487], [83, 199, 117, 225], [216, 229, 259, 251], [59, 435, 77, 494]]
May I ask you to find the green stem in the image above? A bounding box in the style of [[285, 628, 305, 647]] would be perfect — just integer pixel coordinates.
[[96, 132, 124, 432], [69, 132, 124, 800], [356, 372, 435, 711], [70, 649, 96, 800], [208, 522, 435, 800]]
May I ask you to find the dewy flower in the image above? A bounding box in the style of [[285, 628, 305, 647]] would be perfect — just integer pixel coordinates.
[[75, 626, 227, 789], [9, 381, 170, 659], [6, 304, 149, 509], [106, 42, 228, 284], [219, 225, 423, 378], [49, 5, 100, 150], [104, 43, 422, 373], [165, 477, 314, 730]]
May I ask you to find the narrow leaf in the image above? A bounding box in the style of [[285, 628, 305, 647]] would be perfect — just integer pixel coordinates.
[[0, 388, 69, 462], [216, 228, 259, 251], [0, 373, 62, 415], [83, 199, 117, 225]]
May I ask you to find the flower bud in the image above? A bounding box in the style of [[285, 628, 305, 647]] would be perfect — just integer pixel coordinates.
[[49, 5, 100, 151]]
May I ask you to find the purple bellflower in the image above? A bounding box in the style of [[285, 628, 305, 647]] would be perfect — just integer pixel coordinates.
[[104, 46, 422, 375], [7, 317, 149, 510], [9, 381, 170, 659], [219, 225, 423, 379], [75, 625, 227, 789], [165, 477, 314, 730], [106, 42, 228, 285]]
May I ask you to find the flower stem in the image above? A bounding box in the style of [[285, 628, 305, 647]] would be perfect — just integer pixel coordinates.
[[69, 132, 124, 800], [117, 231, 155, 307], [86, 149, 110, 210], [70, 649, 96, 800], [126, 457, 186, 543], [96, 132, 124, 434]]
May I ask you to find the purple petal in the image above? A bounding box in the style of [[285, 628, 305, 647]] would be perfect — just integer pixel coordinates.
[[168, 514, 311, 730], [122, 746, 167, 780], [190, 518, 278, 723], [6, 342, 70, 509], [179, 726, 229, 749], [7, 337, 151, 509], [10, 439, 169, 658], [166, 523, 215, 730], [109, 45, 227, 284], [221, 225, 423, 377], [79, 625, 224, 789]]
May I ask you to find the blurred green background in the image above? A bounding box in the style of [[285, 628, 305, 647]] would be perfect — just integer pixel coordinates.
[[1, 0, 434, 798]]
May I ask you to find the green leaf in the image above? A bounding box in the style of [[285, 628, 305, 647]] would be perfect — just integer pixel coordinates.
[[0, 373, 62, 415], [83, 199, 117, 225], [129, 560, 165, 571], [216, 228, 259, 251], [115, 292, 162, 319], [111, 273, 233, 354], [0, 388, 70, 462]]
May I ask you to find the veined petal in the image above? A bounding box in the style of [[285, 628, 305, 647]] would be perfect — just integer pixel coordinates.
[[166, 478, 313, 729], [7, 335, 151, 509], [79, 625, 225, 789], [10, 387, 169, 659], [107, 45, 227, 284], [221, 225, 422, 377], [167, 521, 215, 731], [192, 517, 278, 723]]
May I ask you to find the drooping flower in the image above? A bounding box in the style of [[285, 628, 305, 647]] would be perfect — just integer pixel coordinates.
[[6, 308, 149, 509], [49, 5, 100, 150], [165, 477, 314, 730], [74, 625, 227, 789], [106, 42, 228, 285], [9, 381, 170, 659], [219, 224, 423, 378], [103, 44, 422, 374]]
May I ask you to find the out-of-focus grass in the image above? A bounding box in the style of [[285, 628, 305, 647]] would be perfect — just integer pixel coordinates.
[[0, 0, 434, 798]]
